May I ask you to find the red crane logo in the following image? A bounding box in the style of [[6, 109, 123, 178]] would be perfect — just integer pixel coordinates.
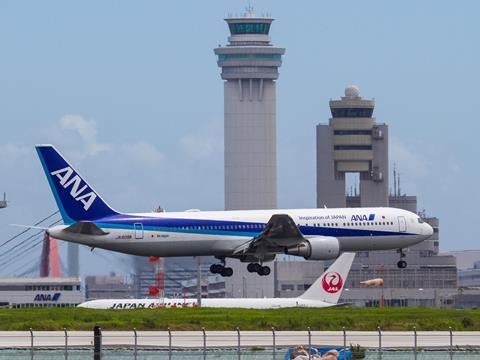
[[322, 272, 343, 293]]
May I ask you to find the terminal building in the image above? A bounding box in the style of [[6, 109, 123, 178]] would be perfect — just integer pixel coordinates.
[[0, 277, 82, 308], [85, 273, 134, 300], [451, 258, 480, 309]]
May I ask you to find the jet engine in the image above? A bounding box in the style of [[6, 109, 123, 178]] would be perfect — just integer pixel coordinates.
[[285, 237, 340, 260]]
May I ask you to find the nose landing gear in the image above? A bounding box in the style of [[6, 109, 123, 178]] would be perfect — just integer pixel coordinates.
[[397, 249, 407, 269], [247, 263, 271, 276]]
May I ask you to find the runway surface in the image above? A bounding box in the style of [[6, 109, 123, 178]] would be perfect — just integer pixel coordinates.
[[0, 331, 479, 349]]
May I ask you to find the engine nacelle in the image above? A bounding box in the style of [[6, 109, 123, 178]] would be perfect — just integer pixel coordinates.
[[285, 237, 340, 260]]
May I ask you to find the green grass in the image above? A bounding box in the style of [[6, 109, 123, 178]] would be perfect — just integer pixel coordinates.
[[0, 307, 479, 331]]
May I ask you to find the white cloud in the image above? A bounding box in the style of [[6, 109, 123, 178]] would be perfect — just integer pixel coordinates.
[[0, 144, 30, 159], [180, 120, 222, 159], [390, 136, 429, 179], [58, 115, 110, 158], [46, 115, 165, 168], [121, 141, 164, 166], [389, 136, 435, 196]]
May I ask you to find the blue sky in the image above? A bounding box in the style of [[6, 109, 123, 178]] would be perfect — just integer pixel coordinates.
[[0, 1, 479, 276]]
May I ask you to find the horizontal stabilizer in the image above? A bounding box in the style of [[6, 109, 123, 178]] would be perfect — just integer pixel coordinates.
[[64, 221, 109, 236], [10, 224, 48, 230]]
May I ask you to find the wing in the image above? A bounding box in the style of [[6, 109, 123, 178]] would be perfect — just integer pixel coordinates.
[[233, 214, 306, 256]]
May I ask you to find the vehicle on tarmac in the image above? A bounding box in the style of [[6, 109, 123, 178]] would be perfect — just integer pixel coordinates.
[[34, 145, 433, 277], [79, 252, 355, 309]]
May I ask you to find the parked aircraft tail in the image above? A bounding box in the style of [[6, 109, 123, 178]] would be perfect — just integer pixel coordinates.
[[35, 145, 118, 224], [298, 252, 356, 304]]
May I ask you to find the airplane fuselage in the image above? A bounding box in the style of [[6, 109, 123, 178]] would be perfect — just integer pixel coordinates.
[[79, 297, 334, 310], [49, 207, 432, 258]]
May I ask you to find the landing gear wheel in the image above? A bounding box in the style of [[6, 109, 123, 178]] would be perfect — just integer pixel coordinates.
[[210, 264, 223, 274], [397, 260, 407, 269], [259, 266, 271, 276], [221, 267, 233, 277], [247, 263, 261, 273]]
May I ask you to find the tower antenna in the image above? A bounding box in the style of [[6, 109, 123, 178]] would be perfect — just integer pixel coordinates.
[[398, 172, 402, 196], [393, 163, 397, 197]]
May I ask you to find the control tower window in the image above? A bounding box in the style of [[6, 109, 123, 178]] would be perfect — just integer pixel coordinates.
[[218, 54, 281, 61], [229, 22, 271, 35], [334, 130, 372, 135], [331, 108, 374, 118], [334, 145, 372, 150]]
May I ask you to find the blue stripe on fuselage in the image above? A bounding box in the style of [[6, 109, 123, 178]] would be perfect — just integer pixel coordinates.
[[91, 214, 413, 238]]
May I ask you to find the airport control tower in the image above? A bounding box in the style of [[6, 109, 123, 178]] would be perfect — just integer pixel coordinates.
[[317, 86, 389, 208], [215, 8, 285, 210]]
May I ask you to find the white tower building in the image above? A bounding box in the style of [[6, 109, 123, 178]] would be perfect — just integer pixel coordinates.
[[215, 8, 285, 210]]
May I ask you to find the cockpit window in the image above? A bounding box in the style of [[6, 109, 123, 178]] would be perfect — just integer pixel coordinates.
[[417, 217, 425, 224]]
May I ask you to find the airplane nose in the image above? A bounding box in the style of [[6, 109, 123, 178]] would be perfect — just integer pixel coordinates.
[[425, 223, 434, 237]]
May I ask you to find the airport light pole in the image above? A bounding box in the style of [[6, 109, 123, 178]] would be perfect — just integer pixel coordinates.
[[196, 256, 202, 307]]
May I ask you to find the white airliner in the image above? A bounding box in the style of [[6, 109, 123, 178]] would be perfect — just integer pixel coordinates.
[[34, 145, 433, 277], [79, 253, 355, 309]]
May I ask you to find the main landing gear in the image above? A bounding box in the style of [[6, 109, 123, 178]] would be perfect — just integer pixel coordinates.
[[247, 263, 271, 276], [397, 249, 407, 269], [210, 263, 233, 277]]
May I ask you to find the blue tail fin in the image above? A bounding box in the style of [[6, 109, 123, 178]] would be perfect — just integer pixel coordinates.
[[36, 145, 118, 224]]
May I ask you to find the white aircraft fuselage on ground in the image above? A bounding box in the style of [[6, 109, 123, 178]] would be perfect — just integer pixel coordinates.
[[35, 145, 433, 276], [79, 253, 356, 309]]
